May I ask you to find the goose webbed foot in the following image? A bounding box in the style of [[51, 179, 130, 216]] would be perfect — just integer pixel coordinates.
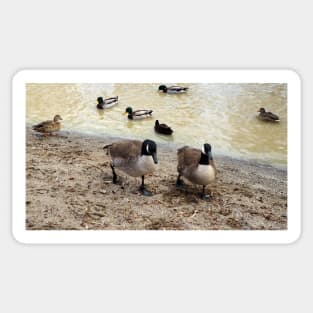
[[198, 192, 212, 201], [139, 176, 153, 196], [139, 185, 153, 197]]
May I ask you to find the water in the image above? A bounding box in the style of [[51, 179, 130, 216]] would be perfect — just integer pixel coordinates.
[[26, 83, 287, 167]]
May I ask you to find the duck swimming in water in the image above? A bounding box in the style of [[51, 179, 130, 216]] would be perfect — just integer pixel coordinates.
[[158, 85, 189, 94], [124, 107, 153, 120], [257, 108, 280, 122], [154, 120, 173, 135], [97, 96, 118, 109]]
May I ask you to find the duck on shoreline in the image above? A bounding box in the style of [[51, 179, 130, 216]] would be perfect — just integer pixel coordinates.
[[97, 96, 118, 109], [32, 115, 63, 136], [124, 107, 153, 120], [158, 85, 189, 94]]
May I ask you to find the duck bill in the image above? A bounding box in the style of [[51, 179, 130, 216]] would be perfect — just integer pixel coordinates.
[[122, 112, 127, 115], [152, 152, 158, 164]]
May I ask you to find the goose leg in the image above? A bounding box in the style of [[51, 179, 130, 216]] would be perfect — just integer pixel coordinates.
[[110, 164, 118, 184], [139, 176, 152, 196], [199, 185, 211, 201], [176, 174, 184, 187]]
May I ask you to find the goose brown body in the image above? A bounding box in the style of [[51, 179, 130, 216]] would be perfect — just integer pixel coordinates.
[[105, 140, 155, 177], [103, 139, 158, 196], [177, 146, 216, 186]]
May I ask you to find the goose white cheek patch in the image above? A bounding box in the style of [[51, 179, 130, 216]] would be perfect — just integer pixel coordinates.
[[12, 70, 300, 244], [201, 145, 206, 154]]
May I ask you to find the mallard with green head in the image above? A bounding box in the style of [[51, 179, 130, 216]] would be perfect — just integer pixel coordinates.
[[158, 85, 189, 94], [97, 96, 118, 109], [32, 115, 63, 135], [124, 107, 153, 120], [257, 108, 280, 122]]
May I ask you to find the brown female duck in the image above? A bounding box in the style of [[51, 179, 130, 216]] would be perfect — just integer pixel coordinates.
[[32, 115, 63, 135]]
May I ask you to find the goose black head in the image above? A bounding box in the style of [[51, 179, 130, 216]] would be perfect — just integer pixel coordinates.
[[200, 143, 213, 165], [203, 143, 212, 155], [258, 107, 266, 113], [158, 85, 167, 93], [142, 139, 158, 164], [155, 120, 160, 126]]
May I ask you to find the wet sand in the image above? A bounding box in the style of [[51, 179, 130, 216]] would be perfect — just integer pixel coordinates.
[[26, 128, 287, 230]]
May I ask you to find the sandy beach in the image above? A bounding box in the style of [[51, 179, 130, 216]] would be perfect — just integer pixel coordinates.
[[26, 128, 287, 230]]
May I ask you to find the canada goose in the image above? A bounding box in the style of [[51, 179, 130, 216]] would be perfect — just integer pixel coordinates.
[[124, 107, 153, 120], [154, 120, 173, 135], [176, 143, 216, 199], [158, 85, 189, 94], [32, 115, 63, 135], [103, 139, 158, 196], [257, 108, 280, 122], [97, 96, 118, 109]]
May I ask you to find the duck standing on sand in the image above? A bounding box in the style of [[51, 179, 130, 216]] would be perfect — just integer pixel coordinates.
[[124, 107, 153, 120], [257, 108, 280, 122], [97, 96, 118, 109], [154, 120, 173, 135], [32, 115, 63, 136], [103, 139, 158, 196], [176, 143, 216, 199], [158, 85, 189, 94]]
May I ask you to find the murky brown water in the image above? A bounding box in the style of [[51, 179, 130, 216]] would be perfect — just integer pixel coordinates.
[[26, 83, 287, 166]]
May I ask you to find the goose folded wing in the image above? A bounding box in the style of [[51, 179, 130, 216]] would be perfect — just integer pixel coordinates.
[[178, 147, 201, 169], [110, 140, 142, 159]]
